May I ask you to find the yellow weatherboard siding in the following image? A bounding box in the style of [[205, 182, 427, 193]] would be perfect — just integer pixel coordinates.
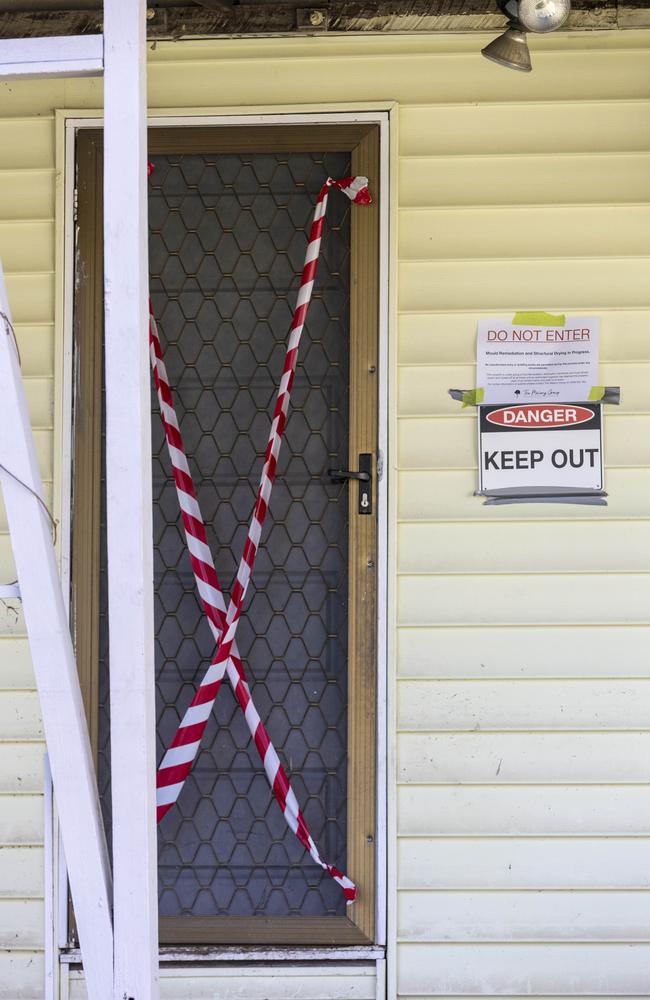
[[0, 27, 649, 999]]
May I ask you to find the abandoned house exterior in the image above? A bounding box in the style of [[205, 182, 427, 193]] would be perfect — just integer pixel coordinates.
[[1, 2, 650, 998]]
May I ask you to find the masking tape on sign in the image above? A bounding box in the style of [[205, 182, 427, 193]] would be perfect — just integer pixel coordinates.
[[449, 387, 620, 407], [463, 388, 484, 407], [482, 494, 608, 507], [512, 311, 567, 326], [476, 487, 608, 507], [448, 388, 484, 407]]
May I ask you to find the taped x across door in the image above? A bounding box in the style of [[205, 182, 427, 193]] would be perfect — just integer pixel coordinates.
[[72, 125, 380, 946]]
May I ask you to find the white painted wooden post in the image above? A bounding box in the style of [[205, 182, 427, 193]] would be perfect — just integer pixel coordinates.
[[0, 266, 114, 1000], [103, 2, 159, 997]]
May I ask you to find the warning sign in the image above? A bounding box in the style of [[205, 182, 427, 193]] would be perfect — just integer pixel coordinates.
[[476, 316, 600, 404], [478, 403, 604, 495]]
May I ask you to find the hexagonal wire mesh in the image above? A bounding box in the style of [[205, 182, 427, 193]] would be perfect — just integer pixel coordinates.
[[98, 150, 352, 918]]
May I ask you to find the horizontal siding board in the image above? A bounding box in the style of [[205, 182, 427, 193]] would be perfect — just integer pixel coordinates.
[[398, 363, 649, 416], [0, 119, 53, 171], [398, 733, 650, 783], [400, 102, 650, 156], [398, 680, 650, 732], [0, 694, 41, 742], [0, 951, 43, 999], [0, 794, 42, 844], [398, 311, 650, 363], [4, 273, 53, 325], [400, 205, 650, 261], [13, 325, 54, 377], [399, 258, 650, 312], [0, 170, 54, 221], [397, 624, 650, 678], [398, 890, 650, 942], [22, 377, 53, 428], [397, 942, 650, 995], [397, 523, 650, 574], [400, 152, 650, 208], [57, 77, 103, 111], [0, 847, 43, 896], [0, 222, 53, 273], [398, 786, 650, 835], [396, 416, 480, 468], [0, 742, 44, 792], [0, 80, 65, 119], [0, 640, 34, 688], [0, 899, 43, 949], [149, 49, 650, 107], [70, 966, 377, 1000], [398, 470, 650, 521], [398, 837, 650, 889], [398, 574, 650, 626], [398, 415, 650, 468]]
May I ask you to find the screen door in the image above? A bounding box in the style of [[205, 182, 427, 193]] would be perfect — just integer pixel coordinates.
[[73, 124, 379, 945]]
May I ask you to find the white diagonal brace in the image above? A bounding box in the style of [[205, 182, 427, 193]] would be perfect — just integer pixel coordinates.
[[104, 0, 159, 997], [0, 264, 113, 1000]]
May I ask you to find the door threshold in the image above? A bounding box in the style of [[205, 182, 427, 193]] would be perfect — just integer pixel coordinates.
[[60, 945, 385, 964]]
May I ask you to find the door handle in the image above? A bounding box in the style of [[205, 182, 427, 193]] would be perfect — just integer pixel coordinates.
[[327, 469, 370, 483], [327, 454, 372, 514]]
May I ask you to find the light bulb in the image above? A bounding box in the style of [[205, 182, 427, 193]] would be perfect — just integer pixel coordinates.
[[517, 0, 571, 33]]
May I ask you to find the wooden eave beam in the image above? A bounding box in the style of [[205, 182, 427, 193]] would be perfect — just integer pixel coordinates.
[[1, 1, 650, 39]]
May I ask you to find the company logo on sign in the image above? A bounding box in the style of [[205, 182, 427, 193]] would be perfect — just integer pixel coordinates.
[[485, 404, 594, 429]]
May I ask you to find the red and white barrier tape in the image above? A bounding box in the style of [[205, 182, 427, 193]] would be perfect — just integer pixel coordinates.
[[152, 175, 371, 903]]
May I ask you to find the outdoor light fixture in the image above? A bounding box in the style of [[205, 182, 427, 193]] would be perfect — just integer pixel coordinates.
[[482, 0, 571, 72]]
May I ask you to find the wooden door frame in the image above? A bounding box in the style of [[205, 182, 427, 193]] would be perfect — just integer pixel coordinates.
[[72, 119, 382, 947]]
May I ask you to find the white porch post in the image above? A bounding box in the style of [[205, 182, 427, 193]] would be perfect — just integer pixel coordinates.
[[103, 2, 159, 997]]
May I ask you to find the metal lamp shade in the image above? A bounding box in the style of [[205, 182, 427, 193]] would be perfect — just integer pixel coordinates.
[[481, 23, 532, 72]]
